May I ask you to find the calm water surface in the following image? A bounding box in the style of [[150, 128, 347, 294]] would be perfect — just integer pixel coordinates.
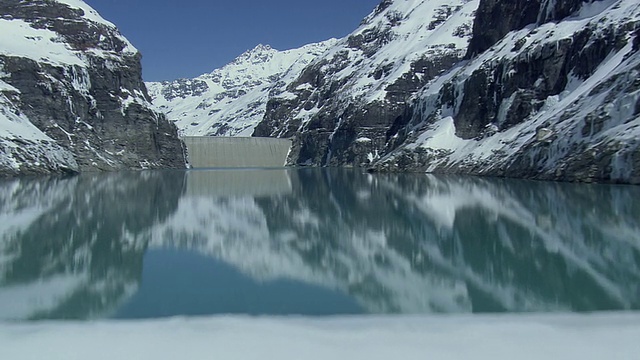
[[0, 169, 639, 321]]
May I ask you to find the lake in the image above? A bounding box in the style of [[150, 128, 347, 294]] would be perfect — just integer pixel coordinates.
[[0, 168, 638, 321]]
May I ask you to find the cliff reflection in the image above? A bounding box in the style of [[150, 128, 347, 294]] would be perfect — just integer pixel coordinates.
[[0, 171, 185, 320], [1, 169, 638, 320], [154, 169, 640, 314]]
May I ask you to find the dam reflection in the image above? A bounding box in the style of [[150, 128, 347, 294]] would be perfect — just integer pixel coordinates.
[[0, 169, 639, 320], [185, 168, 292, 198]]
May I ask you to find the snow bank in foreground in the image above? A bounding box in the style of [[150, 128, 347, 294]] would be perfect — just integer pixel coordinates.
[[1, 314, 639, 360]]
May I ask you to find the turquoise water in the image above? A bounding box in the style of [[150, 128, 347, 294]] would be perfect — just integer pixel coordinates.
[[0, 169, 638, 320]]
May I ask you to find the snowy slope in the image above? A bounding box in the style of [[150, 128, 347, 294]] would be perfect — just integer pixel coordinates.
[[0, 14, 85, 174], [0, 88, 78, 174], [148, 0, 479, 146], [291, 0, 478, 106], [144, 0, 639, 182], [147, 41, 336, 137], [376, 0, 640, 183]]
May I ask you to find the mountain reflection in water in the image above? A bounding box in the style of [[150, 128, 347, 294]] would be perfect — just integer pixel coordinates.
[[0, 169, 638, 320]]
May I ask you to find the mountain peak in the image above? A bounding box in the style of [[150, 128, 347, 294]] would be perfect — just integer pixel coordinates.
[[147, 39, 335, 137], [232, 44, 278, 66], [252, 44, 273, 52]]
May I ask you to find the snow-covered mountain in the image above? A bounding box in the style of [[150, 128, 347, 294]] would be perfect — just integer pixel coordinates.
[[0, 0, 185, 177], [257, 0, 640, 183], [3, 0, 635, 182], [156, 0, 638, 183], [255, 0, 480, 166], [147, 41, 336, 137]]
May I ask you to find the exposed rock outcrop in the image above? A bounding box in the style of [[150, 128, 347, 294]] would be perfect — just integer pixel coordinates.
[[254, 0, 479, 167]]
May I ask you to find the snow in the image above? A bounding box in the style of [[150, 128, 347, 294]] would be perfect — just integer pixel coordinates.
[[54, 0, 116, 28], [0, 0, 145, 173], [0, 19, 85, 67], [307, 0, 479, 105], [0, 89, 78, 173], [0, 1, 138, 72], [0, 80, 18, 94], [0, 313, 639, 360], [410, 116, 470, 152], [0, 92, 78, 174], [0, 99, 52, 143], [0, 274, 87, 320], [575, 0, 618, 19]]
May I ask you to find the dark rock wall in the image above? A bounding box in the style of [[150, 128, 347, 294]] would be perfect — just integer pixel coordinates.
[[466, 0, 600, 57], [466, 0, 542, 57], [455, 23, 634, 140]]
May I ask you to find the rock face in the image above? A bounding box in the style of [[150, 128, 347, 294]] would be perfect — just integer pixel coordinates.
[[0, 0, 185, 177], [147, 41, 336, 137]]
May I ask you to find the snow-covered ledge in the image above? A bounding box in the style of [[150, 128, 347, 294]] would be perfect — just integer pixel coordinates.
[[1, 313, 639, 359]]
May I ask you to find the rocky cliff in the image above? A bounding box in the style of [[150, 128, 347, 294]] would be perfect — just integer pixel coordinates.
[[375, 0, 640, 184], [254, 0, 479, 167], [0, 0, 185, 177]]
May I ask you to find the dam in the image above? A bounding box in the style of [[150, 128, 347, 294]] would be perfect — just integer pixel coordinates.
[[183, 137, 292, 168]]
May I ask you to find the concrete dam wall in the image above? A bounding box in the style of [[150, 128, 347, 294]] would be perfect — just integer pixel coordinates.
[[183, 137, 292, 168]]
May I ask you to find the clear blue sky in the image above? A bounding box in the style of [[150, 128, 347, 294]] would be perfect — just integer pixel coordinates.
[[83, 0, 381, 82]]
